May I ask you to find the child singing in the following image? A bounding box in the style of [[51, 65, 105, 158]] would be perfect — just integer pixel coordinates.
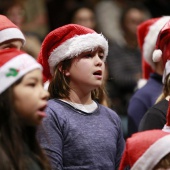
[[37, 24, 125, 170], [0, 48, 50, 170]]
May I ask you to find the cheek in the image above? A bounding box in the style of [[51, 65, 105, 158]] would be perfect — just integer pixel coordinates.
[[14, 96, 29, 114], [13, 93, 36, 115], [78, 61, 92, 70]]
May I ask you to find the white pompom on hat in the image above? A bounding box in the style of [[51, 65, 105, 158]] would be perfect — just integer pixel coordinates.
[[0, 48, 42, 94], [119, 130, 170, 170], [152, 19, 170, 83], [152, 49, 162, 62], [0, 15, 25, 45], [137, 16, 170, 79], [38, 24, 108, 82]]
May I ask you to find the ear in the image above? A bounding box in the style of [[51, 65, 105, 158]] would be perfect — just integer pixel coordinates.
[[58, 63, 63, 72], [58, 64, 70, 76], [64, 70, 70, 76]]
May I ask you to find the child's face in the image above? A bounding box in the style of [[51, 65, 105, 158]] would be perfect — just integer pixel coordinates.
[[65, 47, 105, 92], [0, 39, 23, 50], [13, 69, 49, 126]]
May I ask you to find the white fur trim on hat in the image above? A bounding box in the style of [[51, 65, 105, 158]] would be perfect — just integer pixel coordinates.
[[152, 49, 162, 62], [0, 28, 25, 45], [131, 134, 170, 170], [162, 60, 170, 83], [143, 16, 170, 69], [0, 54, 42, 94], [162, 124, 170, 132], [48, 33, 108, 75]]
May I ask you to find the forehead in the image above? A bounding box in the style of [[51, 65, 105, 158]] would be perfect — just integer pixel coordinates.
[[0, 39, 23, 49], [82, 47, 104, 53], [22, 69, 42, 80]]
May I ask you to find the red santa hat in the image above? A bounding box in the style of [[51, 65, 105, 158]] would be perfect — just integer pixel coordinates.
[[152, 19, 170, 83], [119, 130, 170, 170], [137, 16, 170, 79], [0, 15, 25, 45], [38, 24, 108, 82], [0, 48, 42, 94]]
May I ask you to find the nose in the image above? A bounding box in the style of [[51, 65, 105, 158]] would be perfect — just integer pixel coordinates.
[[95, 54, 103, 66]]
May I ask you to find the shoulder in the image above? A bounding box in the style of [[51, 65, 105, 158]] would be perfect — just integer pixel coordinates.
[[45, 99, 73, 120], [150, 99, 168, 113], [47, 99, 64, 109], [129, 87, 150, 105], [130, 80, 162, 102], [98, 104, 121, 121], [143, 99, 168, 118]]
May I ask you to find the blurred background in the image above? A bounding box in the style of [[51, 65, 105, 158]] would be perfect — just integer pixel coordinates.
[[1, 0, 170, 138]]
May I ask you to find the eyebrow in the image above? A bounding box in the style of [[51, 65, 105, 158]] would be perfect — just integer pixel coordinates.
[[23, 76, 39, 82]]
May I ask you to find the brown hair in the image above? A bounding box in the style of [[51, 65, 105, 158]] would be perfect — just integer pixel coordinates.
[[153, 153, 170, 169]]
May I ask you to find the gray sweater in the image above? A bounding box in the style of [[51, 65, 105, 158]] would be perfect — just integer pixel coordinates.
[[37, 99, 125, 170]]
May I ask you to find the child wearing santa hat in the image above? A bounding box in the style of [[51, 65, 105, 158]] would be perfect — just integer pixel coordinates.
[[119, 129, 170, 170], [0, 15, 25, 49], [128, 16, 170, 137], [139, 18, 170, 131], [120, 78, 170, 170], [0, 48, 50, 169], [36, 24, 125, 170], [120, 91, 170, 170]]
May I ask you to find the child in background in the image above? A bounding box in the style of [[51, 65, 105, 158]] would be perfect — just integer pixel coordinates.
[[139, 19, 170, 131], [0, 1, 42, 58], [118, 129, 170, 170], [0, 48, 50, 170], [0, 14, 25, 49], [37, 24, 125, 170], [120, 96, 170, 170], [128, 16, 170, 136]]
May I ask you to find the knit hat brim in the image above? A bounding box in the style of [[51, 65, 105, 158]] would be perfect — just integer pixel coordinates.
[[131, 134, 170, 170], [0, 52, 42, 94], [0, 27, 25, 45], [48, 32, 108, 75]]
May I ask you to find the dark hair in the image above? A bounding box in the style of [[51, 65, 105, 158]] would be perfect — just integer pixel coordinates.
[[67, 3, 94, 23], [120, 2, 150, 30], [0, 79, 50, 170], [0, 0, 27, 22], [66, 3, 98, 31]]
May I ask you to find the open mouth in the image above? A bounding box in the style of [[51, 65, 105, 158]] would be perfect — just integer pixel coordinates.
[[37, 105, 47, 118], [38, 105, 47, 112], [93, 70, 102, 76]]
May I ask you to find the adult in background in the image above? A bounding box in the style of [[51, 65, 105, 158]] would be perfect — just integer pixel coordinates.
[[106, 3, 150, 137]]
